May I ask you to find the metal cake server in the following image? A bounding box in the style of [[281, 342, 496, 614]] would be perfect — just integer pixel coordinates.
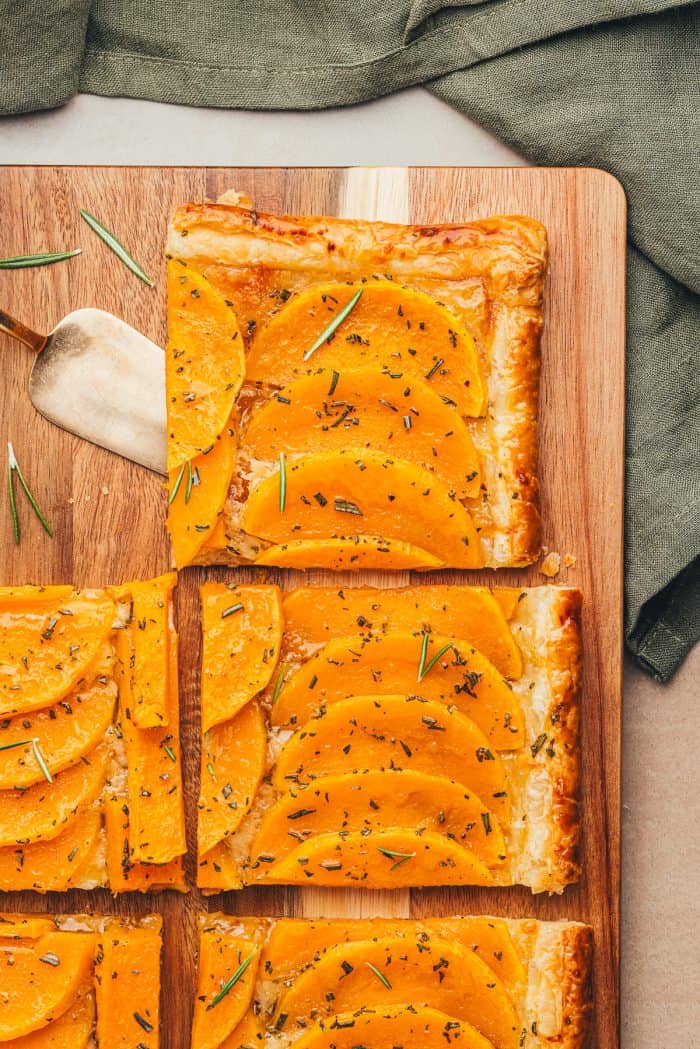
[[0, 306, 166, 475]]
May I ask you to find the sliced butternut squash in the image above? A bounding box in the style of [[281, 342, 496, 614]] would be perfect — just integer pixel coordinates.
[[491, 588, 525, 621], [244, 368, 481, 498], [0, 590, 116, 718], [282, 585, 523, 679], [116, 621, 186, 866], [191, 934, 259, 1049], [249, 769, 504, 871], [168, 428, 236, 568], [0, 809, 101, 892], [257, 536, 442, 570], [261, 829, 494, 888], [199, 699, 267, 856], [104, 793, 186, 893], [0, 930, 95, 1041], [95, 926, 161, 1049], [271, 631, 524, 750], [242, 450, 484, 568], [0, 917, 55, 940], [272, 695, 511, 822], [292, 1005, 495, 1049], [0, 677, 116, 789], [200, 583, 282, 733], [127, 573, 177, 729], [166, 259, 244, 469], [245, 281, 486, 417], [0, 742, 109, 848], [261, 917, 523, 987], [197, 841, 243, 891], [5, 980, 94, 1048], [273, 935, 519, 1049]]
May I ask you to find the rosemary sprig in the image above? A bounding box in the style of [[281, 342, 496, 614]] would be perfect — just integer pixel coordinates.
[[163, 743, 177, 762], [0, 249, 81, 269], [168, 463, 186, 505], [184, 460, 194, 504], [271, 665, 287, 705], [278, 452, 287, 512], [32, 739, 53, 783], [210, 949, 257, 1009], [365, 961, 392, 989], [8, 443, 53, 541], [0, 738, 32, 753], [79, 209, 153, 287], [417, 632, 452, 683], [377, 845, 416, 870], [303, 288, 363, 361]]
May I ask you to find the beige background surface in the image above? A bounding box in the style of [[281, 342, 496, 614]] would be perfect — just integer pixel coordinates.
[[1, 88, 698, 1048]]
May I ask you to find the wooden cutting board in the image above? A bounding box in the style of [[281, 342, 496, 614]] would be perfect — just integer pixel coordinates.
[[0, 166, 625, 1049]]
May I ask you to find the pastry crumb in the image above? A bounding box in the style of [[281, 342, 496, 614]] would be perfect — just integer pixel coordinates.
[[101, 485, 110, 496], [564, 552, 576, 568], [540, 551, 561, 578]]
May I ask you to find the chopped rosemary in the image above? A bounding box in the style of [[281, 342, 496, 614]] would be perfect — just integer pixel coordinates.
[[7, 442, 53, 541], [210, 949, 257, 1008], [303, 288, 363, 361], [365, 961, 392, 989], [530, 733, 548, 757], [0, 738, 31, 753], [184, 460, 194, 504], [417, 635, 452, 683], [377, 845, 416, 870], [328, 370, 340, 396], [133, 1012, 154, 1033], [80, 209, 153, 286], [334, 498, 362, 515], [221, 603, 244, 618], [168, 463, 186, 505], [425, 357, 444, 380], [0, 249, 81, 269], [39, 951, 61, 966], [32, 739, 53, 783], [278, 452, 287, 512], [271, 666, 287, 705], [163, 743, 177, 762]]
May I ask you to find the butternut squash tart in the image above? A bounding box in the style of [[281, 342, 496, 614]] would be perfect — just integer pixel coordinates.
[[0, 577, 186, 892], [0, 913, 161, 1047], [196, 582, 581, 894], [165, 200, 545, 570], [191, 913, 592, 1049]]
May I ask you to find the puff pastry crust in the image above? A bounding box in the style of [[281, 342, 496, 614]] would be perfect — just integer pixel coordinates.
[[191, 913, 592, 1049], [166, 200, 546, 570], [196, 583, 581, 895]]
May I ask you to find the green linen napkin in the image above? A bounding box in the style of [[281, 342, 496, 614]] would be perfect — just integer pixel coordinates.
[[2, 0, 698, 679]]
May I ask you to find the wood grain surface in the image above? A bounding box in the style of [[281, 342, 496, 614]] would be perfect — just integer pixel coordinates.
[[0, 166, 625, 1048]]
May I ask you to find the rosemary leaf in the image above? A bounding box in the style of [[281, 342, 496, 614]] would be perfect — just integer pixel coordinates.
[[0, 738, 32, 753], [79, 209, 153, 287], [8, 463, 19, 545], [419, 642, 453, 683], [8, 442, 52, 537], [32, 739, 53, 783], [365, 961, 392, 989], [303, 288, 363, 361], [0, 249, 81, 269], [271, 666, 287, 705], [221, 603, 244, 618], [163, 744, 177, 762], [279, 451, 287, 513], [417, 631, 430, 682], [168, 463, 186, 505], [210, 949, 258, 1009], [184, 459, 194, 504]]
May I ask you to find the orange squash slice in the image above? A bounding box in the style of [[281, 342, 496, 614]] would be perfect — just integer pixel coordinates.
[[0, 677, 116, 789], [199, 699, 267, 856], [249, 769, 504, 871], [166, 259, 244, 470], [242, 450, 483, 567], [0, 930, 95, 1041], [0, 590, 116, 718], [245, 281, 486, 418], [168, 428, 236, 568], [4, 980, 94, 1048], [0, 808, 101, 892], [0, 742, 109, 848], [271, 631, 524, 749], [257, 536, 442, 570], [244, 367, 481, 498], [200, 583, 282, 732], [191, 934, 260, 1049], [292, 1005, 495, 1049], [272, 935, 519, 1049], [0, 917, 55, 940], [197, 841, 243, 891], [282, 585, 523, 679], [95, 925, 161, 1049], [272, 695, 511, 822], [261, 829, 494, 888], [127, 573, 177, 729], [104, 794, 185, 893]]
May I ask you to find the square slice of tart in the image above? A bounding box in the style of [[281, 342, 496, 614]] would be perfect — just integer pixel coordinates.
[[196, 582, 581, 894], [165, 200, 546, 571], [0, 912, 161, 1047], [0, 575, 186, 892], [191, 913, 592, 1049]]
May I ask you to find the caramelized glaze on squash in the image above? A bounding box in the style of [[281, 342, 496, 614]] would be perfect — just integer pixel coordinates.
[[257, 536, 442, 570], [191, 934, 259, 1049]]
